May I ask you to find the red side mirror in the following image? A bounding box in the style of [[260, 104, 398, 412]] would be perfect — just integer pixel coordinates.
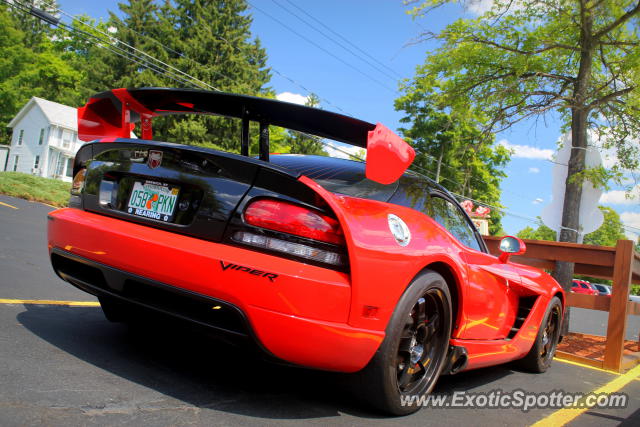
[[498, 236, 526, 263], [365, 123, 415, 185]]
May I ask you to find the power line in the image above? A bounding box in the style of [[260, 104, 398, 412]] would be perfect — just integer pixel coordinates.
[[281, 0, 403, 79], [6, 0, 223, 96], [48, 0, 353, 115], [270, 0, 400, 83], [33, 0, 219, 91], [12, 1, 633, 237], [246, 1, 397, 94], [179, 15, 352, 115]]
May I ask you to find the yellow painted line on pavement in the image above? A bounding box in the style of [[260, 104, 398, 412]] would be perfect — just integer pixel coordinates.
[[553, 357, 618, 374], [0, 201, 18, 209], [531, 364, 640, 427], [0, 298, 99, 307]]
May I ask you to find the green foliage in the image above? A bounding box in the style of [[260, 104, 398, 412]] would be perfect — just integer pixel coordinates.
[[79, 0, 272, 151], [281, 95, 328, 156], [406, 0, 640, 192], [0, 2, 84, 145], [516, 207, 627, 245], [0, 172, 70, 207], [583, 206, 626, 247], [1, 0, 333, 156], [516, 218, 557, 241], [395, 91, 510, 235]]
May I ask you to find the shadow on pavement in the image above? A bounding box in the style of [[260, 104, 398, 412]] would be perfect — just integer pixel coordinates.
[[17, 304, 515, 420]]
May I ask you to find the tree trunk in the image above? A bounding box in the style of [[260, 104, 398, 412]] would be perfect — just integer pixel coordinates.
[[552, 3, 593, 334], [435, 143, 444, 183]]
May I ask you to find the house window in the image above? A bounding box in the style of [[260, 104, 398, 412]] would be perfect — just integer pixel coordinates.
[[55, 155, 65, 176], [17, 130, 24, 146], [62, 131, 71, 149], [13, 155, 19, 171], [34, 155, 40, 169], [38, 129, 45, 145], [65, 158, 73, 177]]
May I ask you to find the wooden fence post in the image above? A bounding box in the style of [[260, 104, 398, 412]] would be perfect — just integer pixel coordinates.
[[603, 240, 634, 371]]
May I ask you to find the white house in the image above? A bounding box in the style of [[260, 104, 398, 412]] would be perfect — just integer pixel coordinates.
[[6, 97, 84, 182]]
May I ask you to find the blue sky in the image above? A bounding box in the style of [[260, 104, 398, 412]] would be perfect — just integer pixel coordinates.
[[58, 0, 639, 239]]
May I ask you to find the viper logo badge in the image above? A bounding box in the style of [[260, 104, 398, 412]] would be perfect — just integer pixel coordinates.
[[147, 150, 163, 169]]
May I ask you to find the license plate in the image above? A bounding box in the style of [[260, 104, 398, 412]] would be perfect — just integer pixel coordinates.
[[127, 181, 179, 222]]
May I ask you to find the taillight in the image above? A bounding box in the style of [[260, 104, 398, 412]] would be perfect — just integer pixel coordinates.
[[235, 199, 346, 267], [243, 199, 344, 245], [71, 168, 86, 195]]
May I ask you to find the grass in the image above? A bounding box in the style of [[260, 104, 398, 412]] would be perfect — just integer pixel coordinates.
[[0, 172, 70, 207]]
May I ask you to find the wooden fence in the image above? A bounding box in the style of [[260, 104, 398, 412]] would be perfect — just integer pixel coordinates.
[[483, 237, 640, 372]]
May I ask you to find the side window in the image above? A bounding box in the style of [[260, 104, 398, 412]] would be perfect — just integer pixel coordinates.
[[388, 180, 430, 215], [430, 196, 482, 251]]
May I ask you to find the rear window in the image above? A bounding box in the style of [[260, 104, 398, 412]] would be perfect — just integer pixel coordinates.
[[269, 154, 398, 202]]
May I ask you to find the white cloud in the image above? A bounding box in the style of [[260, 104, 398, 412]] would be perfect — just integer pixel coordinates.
[[466, 0, 527, 16], [323, 141, 364, 160], [599, 185, 640, 205], [499, 139, 554, 160], [528, 167, 540, 174], [620, 212, 640, 241], [276, 92, 308, 106], [467, 0, 494, 14], [532, 198, 543, 205]]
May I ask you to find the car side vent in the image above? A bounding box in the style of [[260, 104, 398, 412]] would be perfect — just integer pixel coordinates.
[[507, 296, 538, 340]]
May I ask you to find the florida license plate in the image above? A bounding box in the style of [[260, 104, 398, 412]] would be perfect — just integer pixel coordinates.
[[127, 181, 179, 222]]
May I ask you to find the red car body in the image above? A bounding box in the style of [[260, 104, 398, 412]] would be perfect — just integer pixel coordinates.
[[48, 88, 565, 413], [571, 280, 599, 295]]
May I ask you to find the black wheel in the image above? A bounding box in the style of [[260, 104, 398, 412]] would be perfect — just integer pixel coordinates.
[[99, 296, 134, 323], [355, 270, 452, 416], [517, 296, 562, 373]]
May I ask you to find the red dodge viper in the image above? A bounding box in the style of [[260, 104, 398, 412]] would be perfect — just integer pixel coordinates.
[[48, 88, 565, 415]]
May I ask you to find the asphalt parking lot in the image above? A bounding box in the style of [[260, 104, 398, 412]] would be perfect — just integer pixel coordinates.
[[1, 194, 639, 426]]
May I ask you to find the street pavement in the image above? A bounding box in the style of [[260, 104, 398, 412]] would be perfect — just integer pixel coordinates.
[[0, 194, 638, 426]]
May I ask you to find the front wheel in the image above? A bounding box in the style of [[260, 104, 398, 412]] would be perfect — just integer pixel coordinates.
[[355, 270, 452, 415], [517, 296, 563, 373]]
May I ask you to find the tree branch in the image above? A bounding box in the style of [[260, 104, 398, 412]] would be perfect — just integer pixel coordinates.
[[588, 86, 636, 109], [593, 1, 640, 40], [465, 35, 579, 54]]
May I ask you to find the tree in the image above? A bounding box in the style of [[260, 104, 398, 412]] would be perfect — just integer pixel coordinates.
[[79, 0, 271, 150], [517, 218, 557, 241], [583, 206, 627, 246], [517, 207, 626, 245], [283, 94, 328, 156], [395, 94, 511, 234], [0, 3, 83, 145], [406, 0, 640, 292]]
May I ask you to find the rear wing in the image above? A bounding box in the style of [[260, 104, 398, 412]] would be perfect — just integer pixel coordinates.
[[77, 87, 414, 184]]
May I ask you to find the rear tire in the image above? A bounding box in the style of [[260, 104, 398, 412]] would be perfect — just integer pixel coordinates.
[[355, 270, 452, 416], [517, 296, 562, 373]]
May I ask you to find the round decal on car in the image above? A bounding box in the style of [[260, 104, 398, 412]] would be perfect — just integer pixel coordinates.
[[388, 214, 411, 246]]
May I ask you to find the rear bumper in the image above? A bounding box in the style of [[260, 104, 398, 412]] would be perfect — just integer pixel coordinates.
[[48, 208, 384, 372]]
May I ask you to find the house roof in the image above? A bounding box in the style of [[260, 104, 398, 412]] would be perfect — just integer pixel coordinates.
[[8, 97, 77, 130]]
